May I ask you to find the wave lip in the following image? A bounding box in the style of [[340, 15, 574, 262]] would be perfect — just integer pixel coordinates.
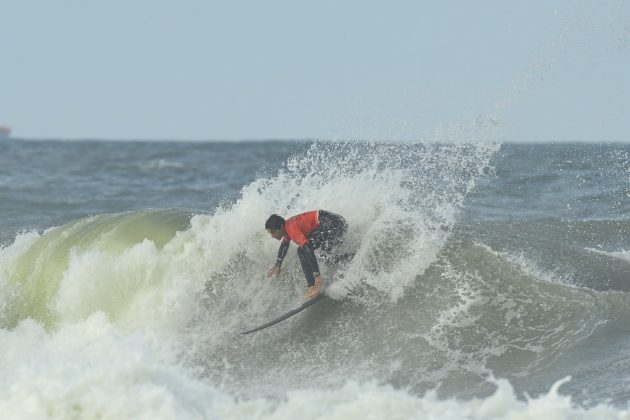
[[586, 248, 630, 264]]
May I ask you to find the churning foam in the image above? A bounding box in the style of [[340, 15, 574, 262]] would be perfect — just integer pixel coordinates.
[[2, 324, 629, 420]]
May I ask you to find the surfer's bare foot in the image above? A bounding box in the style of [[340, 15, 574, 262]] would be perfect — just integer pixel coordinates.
[[304, 286, 318, 300], [314, 276, 325, 290]]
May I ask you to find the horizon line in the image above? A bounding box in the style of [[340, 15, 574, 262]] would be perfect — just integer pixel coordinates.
[[5, 136, 630, 144]]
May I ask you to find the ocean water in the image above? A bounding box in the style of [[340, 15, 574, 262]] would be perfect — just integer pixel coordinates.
[[1, 138, 630, 419]]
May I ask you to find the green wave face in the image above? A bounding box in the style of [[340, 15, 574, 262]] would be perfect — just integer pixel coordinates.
[[0, 209, 194, 329]]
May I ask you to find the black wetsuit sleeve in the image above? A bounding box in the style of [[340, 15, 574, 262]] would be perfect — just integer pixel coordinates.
[[276, 239, 290, 267], [302, 240, 320, 277]]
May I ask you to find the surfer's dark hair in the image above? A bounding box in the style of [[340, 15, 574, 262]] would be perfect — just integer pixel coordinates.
[[265, 214, 285, 230]]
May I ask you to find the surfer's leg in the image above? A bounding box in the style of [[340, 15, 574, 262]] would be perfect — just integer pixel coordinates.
[[297, 247, 316, 287]]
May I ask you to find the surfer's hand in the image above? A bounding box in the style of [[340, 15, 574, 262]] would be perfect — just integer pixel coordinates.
[[267, 265, 281, 278]]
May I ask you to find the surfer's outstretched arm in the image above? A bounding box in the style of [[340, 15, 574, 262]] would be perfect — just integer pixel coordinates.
[[276, 238, 290, 265], [268, 238, 290, 277]]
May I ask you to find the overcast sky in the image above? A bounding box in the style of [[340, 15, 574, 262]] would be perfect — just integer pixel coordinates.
[[1, 1, 628, 141]]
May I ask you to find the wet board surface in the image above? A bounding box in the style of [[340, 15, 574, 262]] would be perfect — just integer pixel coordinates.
[[241, 286, 329, 335]]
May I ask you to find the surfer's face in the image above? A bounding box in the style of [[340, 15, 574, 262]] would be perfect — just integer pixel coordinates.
[[267, 228, 284, 240]]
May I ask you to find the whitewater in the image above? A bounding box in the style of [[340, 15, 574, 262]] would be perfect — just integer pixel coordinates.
[[1, 139, 630, 419]]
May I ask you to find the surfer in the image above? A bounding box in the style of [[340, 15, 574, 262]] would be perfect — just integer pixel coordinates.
[[265, 210, 351, 300]]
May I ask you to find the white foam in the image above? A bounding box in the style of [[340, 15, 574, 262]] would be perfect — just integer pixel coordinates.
[[139, 159, 184, 170], [259, 378, 630, 420], [0, 314, 234, 419], [586, 248, 630, 264], [1, 320, 628, 420]]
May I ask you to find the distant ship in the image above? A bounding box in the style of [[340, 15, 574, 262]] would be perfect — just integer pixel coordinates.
[[0, 125, 11, 139]]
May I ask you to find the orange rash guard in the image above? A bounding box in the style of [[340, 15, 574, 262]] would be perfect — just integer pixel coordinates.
[[283, 210, 320, 247]]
